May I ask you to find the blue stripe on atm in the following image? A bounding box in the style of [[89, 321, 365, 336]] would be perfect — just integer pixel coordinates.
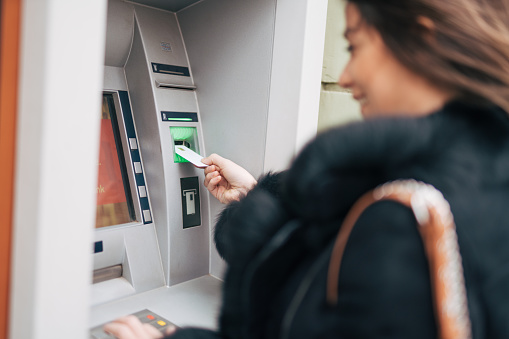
[[135, 174, 146, 186], [140, 198, 150, 211], [118, 91, 136, 137], [131, 151, 141, 162], [118, 90, 152, 225]]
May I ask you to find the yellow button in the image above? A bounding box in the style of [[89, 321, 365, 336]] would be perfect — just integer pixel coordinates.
[[157, 320, 166, 326]]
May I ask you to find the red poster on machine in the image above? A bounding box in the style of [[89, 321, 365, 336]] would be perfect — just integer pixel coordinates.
[[96, 119, 127, 205]]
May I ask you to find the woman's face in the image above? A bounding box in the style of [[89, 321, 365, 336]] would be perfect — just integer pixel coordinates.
[[338, 3, 450, 117]]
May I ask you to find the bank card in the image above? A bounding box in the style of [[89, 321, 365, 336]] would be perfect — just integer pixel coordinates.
[[175, 145, 208, 168]]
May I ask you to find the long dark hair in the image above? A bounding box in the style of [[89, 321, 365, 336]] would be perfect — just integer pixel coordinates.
[[347, 0, 509, 112]]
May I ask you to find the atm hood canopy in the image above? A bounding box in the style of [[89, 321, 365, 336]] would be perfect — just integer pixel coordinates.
[[105, 0, 203, 67], [129, 0, 203, 12]]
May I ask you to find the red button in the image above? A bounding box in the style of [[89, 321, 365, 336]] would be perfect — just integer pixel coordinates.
[[147, 315, 155, 320]]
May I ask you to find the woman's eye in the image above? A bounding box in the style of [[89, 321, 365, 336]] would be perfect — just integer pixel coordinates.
[[346, 45, 354, 53]]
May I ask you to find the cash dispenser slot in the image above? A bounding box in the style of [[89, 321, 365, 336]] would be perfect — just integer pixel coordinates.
[[170, 126, 200, 163], [155, 80, 196, 91], [93, 264, 123, 284]]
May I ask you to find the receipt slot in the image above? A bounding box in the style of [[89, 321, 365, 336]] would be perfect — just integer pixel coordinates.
[[184, 189, 196, 215], [180, 177, 201, 228]]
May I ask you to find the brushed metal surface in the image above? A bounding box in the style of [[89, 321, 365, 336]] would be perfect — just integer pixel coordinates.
[[93, 264, 123, 284]]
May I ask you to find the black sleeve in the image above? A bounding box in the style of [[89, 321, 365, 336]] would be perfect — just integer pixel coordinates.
[[290, 200, 437, 338], [165, 328, 222, 339], [213, 171, 288, 263], [483, 267, 509, 337], [335, 200, 437, 338]]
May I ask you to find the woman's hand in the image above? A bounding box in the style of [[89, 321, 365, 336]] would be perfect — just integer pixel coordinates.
[[103, 315, 177, 339], [202, 154, 257, 204]]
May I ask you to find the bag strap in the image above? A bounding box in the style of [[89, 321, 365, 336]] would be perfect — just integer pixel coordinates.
[[326, 180, 472, 339]]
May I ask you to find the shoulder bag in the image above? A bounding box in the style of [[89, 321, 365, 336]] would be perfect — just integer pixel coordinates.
[[326, 180, 472, 339]]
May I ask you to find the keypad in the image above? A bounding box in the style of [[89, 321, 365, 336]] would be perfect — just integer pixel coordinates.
[[90, 309, 177, 339]]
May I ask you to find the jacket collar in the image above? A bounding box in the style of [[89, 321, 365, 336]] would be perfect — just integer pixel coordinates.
[[282, 101, 509, 222]]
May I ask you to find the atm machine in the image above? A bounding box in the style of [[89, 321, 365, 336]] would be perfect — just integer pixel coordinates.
[[8, 0, 326, 337], [90, 0, 328, 335], [90, 1, 223, 333]]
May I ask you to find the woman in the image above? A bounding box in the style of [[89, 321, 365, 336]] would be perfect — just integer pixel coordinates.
[[105, 0, 509, 338]]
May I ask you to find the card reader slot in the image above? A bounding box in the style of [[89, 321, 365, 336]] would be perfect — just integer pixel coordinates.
[[93, 264, 123, 284], [170, 127, 199, 164], [174, 140, 191, 148]]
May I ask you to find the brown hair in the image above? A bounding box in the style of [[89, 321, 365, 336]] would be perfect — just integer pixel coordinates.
[[346, 0, 509, 112]]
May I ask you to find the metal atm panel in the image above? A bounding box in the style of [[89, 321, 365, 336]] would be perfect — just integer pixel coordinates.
[[125, 3, 210, 286]]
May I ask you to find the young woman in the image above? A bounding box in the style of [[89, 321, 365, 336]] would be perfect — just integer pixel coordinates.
[[106, 0, 509, 338]]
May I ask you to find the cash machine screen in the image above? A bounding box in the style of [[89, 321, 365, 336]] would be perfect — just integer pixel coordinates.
[[95, 94, 135, 228]]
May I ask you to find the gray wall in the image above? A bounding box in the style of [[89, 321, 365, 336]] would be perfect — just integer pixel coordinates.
[[179, 0, 278, 277]]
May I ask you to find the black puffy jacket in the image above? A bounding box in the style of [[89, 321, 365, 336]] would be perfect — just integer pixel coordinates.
[[170, 101, 509, 339]]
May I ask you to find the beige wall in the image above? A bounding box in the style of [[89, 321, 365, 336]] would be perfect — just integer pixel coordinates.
[[318, 0, 362, 133]]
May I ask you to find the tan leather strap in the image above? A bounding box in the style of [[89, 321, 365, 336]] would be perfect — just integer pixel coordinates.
[[326, 180, 472, 339]]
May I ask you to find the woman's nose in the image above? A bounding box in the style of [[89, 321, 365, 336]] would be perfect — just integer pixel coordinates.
[[338, 66, 352, 89]]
